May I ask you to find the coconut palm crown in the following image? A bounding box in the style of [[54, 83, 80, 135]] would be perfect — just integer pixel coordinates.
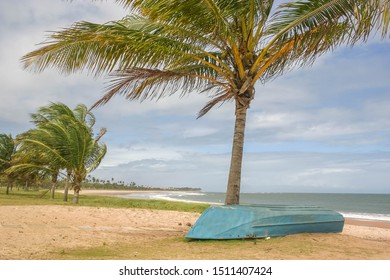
[[21, 0, 390, 204]]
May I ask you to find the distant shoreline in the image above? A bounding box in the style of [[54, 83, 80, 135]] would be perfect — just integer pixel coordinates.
[[58, 189, 196, 196], [80, 189, 168, 195], [74, 189, 390, 229]]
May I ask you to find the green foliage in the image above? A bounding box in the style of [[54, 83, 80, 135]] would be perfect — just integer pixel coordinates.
[[0, 134, 15, 172], [4, 102, 107, 202], [0, 189, 66, 206], [77, 195, 209, 212], [0, 189, 209, 213], [0, 134, 17, 194]]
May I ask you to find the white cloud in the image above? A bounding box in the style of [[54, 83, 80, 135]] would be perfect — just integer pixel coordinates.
[[101, 145, 183, 167], [248, 112, 300, 129], [93, 151, 390, 193], [181, 126, 218, 138]]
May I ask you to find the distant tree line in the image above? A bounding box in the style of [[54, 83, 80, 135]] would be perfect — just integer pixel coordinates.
[[0, 175, 201, 192], [80, 175, 200, 191]]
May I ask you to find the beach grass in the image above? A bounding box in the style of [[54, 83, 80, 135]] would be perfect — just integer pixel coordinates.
[[0, 188, 209, 213]]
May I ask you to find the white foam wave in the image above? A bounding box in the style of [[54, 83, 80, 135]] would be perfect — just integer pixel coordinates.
[[341, 212, 390, 222]]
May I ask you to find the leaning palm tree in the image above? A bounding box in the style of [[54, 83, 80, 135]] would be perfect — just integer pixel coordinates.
[[30, 102, 98, 201], [21, 0, 390, 204], [59, 115, 107, 203], [10, 103, 107, 203], [11, 128, 64, 199]]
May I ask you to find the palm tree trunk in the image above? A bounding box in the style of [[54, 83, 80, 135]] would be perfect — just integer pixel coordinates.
[[6, 181, 11, 195], [63, 172, 71, 202], [72, 180, 81, 204], [50, 173, 58, 200], [225, 103, 248, 205], [72, 188, 80, 204], [50, 183, 56, 199]]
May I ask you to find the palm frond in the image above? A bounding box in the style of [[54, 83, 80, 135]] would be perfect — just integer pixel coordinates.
[[268, 0, 389, 46], [197, 90, 235, 118], [92, 65, 225, 108], [252, 0, 390, 81], [118, 0, 235, 37], [73, 104, 96, 129], [21, 17, 196, 75], [0, 134, 15, 167], [5, 163, 55, 177], [85, 142, 107, 173]]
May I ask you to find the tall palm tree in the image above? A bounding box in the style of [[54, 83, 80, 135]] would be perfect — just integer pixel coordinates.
[[21, 0, 389, 204], [0, 134, 16, 194]]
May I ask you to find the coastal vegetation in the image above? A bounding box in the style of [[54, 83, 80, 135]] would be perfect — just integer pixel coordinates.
[[0, 133, 16, 195], [0, 189, 209, 213], [0, 102, 107, 203], [0, 175, 201, 193], [21, 0, 390, 205]]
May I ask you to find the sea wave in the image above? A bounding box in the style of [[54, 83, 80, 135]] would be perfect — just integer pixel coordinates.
[[120, 191, 208, 203], [340, 212, 390, 222], [116, 192, 390, 220], [148, 193, 217, 204]]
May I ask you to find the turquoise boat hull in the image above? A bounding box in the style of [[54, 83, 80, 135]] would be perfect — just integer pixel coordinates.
[[185, 204, 344, 239]]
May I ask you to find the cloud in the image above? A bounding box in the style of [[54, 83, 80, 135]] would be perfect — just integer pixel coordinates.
[[92, 151, 390, 193], [243, 42, 390, 148], [101, 145, 183, 167], [0, 1, 124, 130], [94, 152, 231, 190], [241, 152, 390, 193]]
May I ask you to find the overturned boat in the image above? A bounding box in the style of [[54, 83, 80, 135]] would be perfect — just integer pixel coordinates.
[[186, 204, 344, 240]]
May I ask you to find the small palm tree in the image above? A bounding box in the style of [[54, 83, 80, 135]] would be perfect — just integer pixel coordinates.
[[0, 134, 16, 194], [30, 102, 99, 201], [10, 103, 107, 203], [22, 1, 389, 204]]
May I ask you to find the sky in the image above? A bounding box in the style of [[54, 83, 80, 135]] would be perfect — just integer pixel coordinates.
[[1, 0, 390, 194]]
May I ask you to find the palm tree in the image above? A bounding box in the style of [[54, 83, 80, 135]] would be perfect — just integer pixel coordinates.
[[62, 115, 107, 203], [21, 0, 389, 204], [9, 103, 107, 203], [0, 134, 16, 194], [30, 102, 99, 201], [11, 127, 64, 199]]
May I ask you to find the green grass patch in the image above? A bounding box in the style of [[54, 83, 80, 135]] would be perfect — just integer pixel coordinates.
[[50, 235, 308, 260], [55, 245, 122, 260], [0, 188, 209, 213], [0, 189, 66, 206]]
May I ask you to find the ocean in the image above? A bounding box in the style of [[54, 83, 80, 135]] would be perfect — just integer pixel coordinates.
[[117, 191, 390, 221]]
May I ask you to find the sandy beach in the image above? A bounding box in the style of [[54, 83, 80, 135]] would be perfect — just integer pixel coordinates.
[[1, 190, 389, 259]]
